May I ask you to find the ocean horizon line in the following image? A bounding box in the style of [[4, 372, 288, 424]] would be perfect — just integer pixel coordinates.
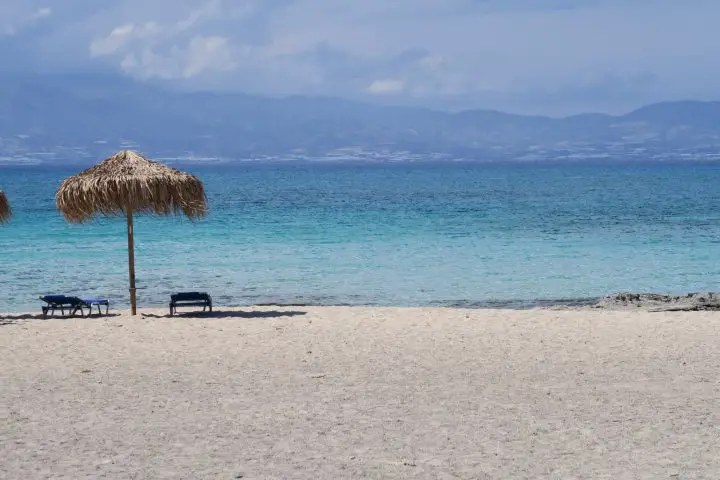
[[4, 157, 720, 169]]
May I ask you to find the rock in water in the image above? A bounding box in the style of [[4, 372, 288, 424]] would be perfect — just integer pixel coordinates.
[[596, 292, 720, 311]]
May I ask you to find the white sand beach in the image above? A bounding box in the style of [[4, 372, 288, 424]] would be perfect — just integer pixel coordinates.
[[2, 306, 720, 479]]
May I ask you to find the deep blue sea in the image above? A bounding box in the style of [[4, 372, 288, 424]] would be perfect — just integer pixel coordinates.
[[2, 162, 720, 312]]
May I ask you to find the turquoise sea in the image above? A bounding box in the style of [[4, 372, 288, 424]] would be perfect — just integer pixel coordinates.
[[1, 162, 720, 312]]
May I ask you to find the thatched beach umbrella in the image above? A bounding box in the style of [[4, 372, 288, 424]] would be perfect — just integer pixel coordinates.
[[56, 150, 207, 315], [0, 190, 10, 224]]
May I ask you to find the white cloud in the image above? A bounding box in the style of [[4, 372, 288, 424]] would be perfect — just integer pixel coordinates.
[[31, 7, 52, 19], [367, 79, 405, 94], [89, 23, 159, 56], [182, 36, 235, 77], [88, 1, 241, 78], [115, 35, 235, 78], [418, 55, 444, 71], [1, 4, 52, 35]]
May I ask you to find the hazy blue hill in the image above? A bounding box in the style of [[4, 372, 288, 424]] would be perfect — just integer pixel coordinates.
[[624, 100, 720, 128], [1, 73, 719, 163]]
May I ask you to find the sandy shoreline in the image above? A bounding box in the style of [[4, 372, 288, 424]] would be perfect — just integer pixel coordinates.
[[2, 306, 720, 479]]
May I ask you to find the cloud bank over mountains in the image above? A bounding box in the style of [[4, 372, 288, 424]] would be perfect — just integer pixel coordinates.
[[1, 0, 717, 114]]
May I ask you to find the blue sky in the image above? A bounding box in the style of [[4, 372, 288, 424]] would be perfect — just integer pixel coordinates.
[[1, 0, 717, 115]]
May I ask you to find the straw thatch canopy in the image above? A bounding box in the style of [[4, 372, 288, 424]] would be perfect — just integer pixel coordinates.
[[55, 150, 208, 315], [0, 190, 10, 224], [56, 150, 207, 223]]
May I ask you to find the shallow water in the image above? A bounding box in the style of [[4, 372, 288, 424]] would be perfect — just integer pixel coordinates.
[[2, 162, 720, 311]]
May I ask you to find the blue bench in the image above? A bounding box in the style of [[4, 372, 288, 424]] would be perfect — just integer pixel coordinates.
[[170, 292, 212, 316]]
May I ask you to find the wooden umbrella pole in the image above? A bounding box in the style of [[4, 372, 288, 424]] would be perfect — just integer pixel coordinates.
[[127, 208, 137, 315]]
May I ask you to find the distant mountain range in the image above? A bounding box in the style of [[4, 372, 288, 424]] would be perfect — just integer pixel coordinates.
[[1, 73, 720, 164]]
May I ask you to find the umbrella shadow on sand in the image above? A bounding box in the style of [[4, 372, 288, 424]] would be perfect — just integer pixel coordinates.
[[0, 311, 306, 325], [0, 312, 123, 325], [141, 310, 308, 319]]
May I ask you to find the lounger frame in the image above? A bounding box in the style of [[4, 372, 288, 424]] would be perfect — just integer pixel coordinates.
[[39, 296, 110, 318]]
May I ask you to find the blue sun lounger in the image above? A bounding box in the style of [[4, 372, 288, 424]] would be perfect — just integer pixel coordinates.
[[82, 298, 110, 316], [40, 295, 109, 318]]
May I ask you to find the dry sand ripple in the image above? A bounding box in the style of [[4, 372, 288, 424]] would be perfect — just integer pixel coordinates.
[[2, 307, 720, 479]]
